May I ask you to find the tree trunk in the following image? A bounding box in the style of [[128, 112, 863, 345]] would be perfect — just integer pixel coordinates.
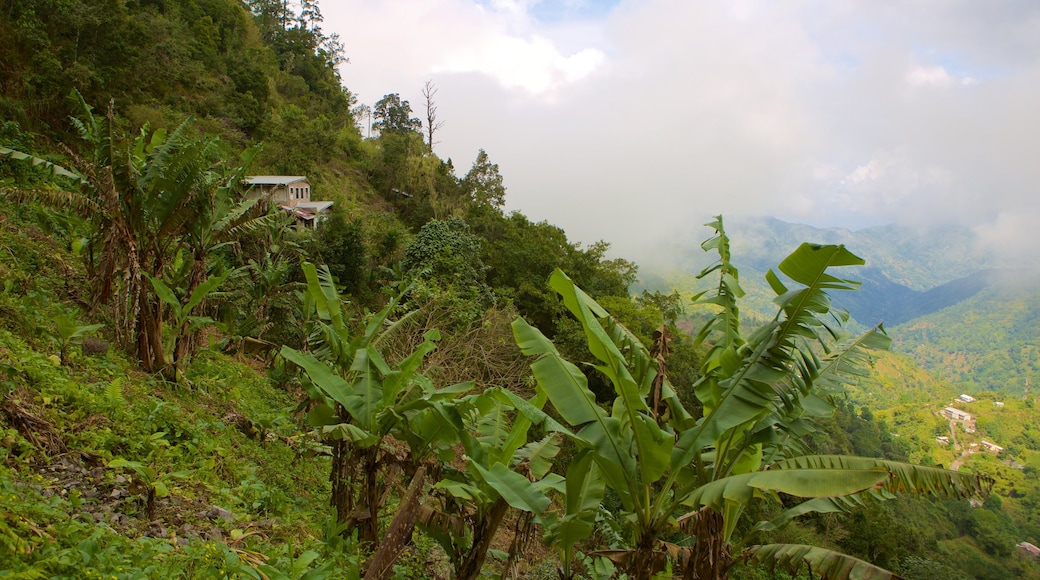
[[172, 254, 207, 371], [331, 438, 355, 525], [362, 447, 380, 544], [363, 466, 426, 580], [682, 508, 729, 580], [629, 535, 663, 580], [137, 291, 166, 373], [455, 497, 510, 580]]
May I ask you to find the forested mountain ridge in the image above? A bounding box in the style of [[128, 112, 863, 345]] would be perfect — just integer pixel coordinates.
[[650, 216, 1002, 325], [1, 1, 1039, 579], [890, 282, 1040, 394]]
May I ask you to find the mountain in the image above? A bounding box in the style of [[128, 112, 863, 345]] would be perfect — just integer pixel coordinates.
[[646, 216, 1039, 394], [835, 267, 996, 327], [889, 279, 1040, 393], [649, 216, 997, 323], [723, 216, 991, 291]]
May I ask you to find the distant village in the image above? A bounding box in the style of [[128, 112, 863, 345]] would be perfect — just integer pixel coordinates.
[[936, 393, 1005, 454]]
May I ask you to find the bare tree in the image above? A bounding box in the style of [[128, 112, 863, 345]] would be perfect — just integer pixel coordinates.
[[352, 103, 372, 138], [422, 80, 445, 151]]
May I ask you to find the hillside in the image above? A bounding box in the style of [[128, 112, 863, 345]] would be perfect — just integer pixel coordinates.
[[890, 279, 1040, 394]]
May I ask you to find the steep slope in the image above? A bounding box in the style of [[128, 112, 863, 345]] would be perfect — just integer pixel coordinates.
[[890, 278, 1040, 394], [835, 267, 995, 327]]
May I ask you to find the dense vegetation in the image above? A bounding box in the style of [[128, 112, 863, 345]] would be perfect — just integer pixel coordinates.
[[1, 1, 1038, 579]]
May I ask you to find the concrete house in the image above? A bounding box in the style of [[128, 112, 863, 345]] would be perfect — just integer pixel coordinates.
[[244, 175, 333, 228], [941, 407, 972, 422], [981, 440, 1004, 454]]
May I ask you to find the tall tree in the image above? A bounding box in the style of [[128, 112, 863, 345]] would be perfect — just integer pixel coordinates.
[[422, 80, 444, 151], [373, 93, 422, 135], [461, 149, 506, 209]]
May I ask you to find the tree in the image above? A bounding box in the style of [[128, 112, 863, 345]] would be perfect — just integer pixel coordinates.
[[419, 387, 563, 579], [511, 217, 992, 580], [280, 263, 470, 545], [461, 149, 506, 209], [1, 93, 268, 378], [373, 93, 422, 135], [422, 80, 444, 151]]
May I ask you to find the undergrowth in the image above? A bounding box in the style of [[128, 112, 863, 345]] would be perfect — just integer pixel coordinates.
[[0, 207, 366, 578]]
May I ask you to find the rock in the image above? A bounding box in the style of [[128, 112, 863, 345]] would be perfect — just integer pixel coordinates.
[[82, 338, 109, 356]]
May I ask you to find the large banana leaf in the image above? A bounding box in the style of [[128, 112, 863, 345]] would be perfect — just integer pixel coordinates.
[[544, 449, 606, 573], [745, 544, 899, 580], [681, 468, 890, 514], [771, 455, 992, 498], [470, 462, 551, 514], [280, 346, 353, 410], [548, 270, 672, 490], [0, 146, 86, 182], [513, 316, 637, 508]]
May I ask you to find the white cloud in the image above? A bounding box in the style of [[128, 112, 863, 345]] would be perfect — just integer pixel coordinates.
[[323, 0, 1040, 259], [905, 64, 977, 88], [434, 36, 605, 94]]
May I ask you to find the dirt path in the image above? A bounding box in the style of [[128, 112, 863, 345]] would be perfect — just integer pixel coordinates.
[[950, 448, 972, 470]]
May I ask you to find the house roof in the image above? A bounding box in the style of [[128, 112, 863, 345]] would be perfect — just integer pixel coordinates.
[[277, 201, 333, 222], [1017, 542, 1040, 556], [244, 175, 308, 186], [294, 201, 334, 211]]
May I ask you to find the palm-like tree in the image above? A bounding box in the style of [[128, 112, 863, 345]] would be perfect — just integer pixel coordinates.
[[513, 216, 991, 580], [1, 92, 274, 376]]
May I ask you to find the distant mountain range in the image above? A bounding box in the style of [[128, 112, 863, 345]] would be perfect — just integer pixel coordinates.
[[722, 217, 991, 292], [658, 216, 997, 325]]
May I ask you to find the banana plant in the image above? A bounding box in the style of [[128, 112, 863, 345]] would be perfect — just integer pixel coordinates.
[[147, 268, 232, 382], [280, 262, 471, 546], [417, 386, 565, 579], [107, 432, 190, 520], [2, 91, 265, 376], [512, 217, 992, 580], [51, 312, 104, 365]]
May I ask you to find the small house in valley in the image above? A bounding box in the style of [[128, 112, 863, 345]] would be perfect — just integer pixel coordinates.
[[940, 407, 976, 432], [244, 175, 333, 228], [959, 394, 976, 404]]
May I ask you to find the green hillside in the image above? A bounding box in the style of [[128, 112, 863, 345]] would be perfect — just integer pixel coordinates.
[[890, 279, 1040, 394]]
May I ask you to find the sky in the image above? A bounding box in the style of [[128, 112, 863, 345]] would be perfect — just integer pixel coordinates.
[[322, 0, 1040, 263]]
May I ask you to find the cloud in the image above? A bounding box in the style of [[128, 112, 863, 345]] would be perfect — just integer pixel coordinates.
[[323, 0, 1040, 261], [905, 65, 976, 88], [434, 35, 605, 94]]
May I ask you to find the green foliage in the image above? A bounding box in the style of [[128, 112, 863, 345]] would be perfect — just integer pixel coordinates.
[[0, 221, 362, 577], [510, 218, 990, 580], [50, 311, 103, 365], [461, 149, 506, 210], [373, 93, 422, 136], [280, 261, 470, 544]]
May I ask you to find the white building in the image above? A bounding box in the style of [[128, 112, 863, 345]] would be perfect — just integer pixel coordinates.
[[941, 407, 972, 422], [244, 176, 333, 228]]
